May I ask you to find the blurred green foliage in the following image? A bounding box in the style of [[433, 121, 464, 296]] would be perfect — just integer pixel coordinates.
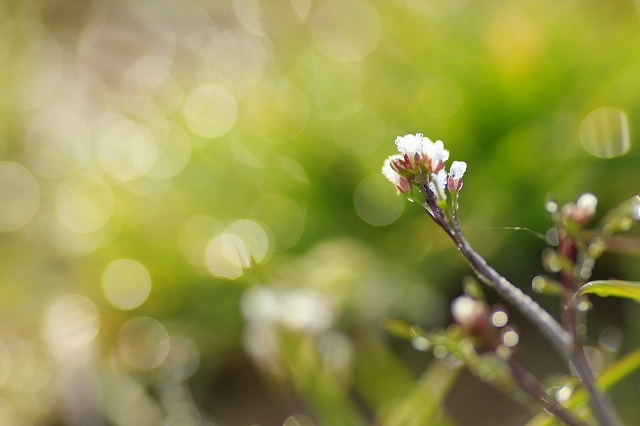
[[0, 0, 639, 425]]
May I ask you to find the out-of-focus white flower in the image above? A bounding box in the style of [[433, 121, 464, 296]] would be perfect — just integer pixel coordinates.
[[576, 193, 597, 216], [382, 156, 411, 194], [451, 295, 488, 332], [423, 140, 449, 173], [280, 289, 335, 333], [447, 161, 467, 192], [568, 193, 598, 224]]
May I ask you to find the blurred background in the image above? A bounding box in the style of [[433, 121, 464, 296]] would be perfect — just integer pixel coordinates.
[[0, 0, 639, 425]]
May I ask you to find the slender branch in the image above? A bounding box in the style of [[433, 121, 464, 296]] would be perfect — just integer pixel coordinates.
[[451, 232, 572, 359], [446, 223, 622, 426], [451, 192, 463, 236], [571, 341, 623, 426], [508, 360, 591, 426], [566, 231, 623, 426]]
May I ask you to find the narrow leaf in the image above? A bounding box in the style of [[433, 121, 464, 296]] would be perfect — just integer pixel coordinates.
[[575, 280, 640, 302], [599, 195, 640, 238], [381, 360, 461, 426]]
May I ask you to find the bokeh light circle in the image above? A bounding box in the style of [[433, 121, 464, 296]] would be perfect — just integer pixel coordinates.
[[249, 195, 305, 250], [0, 19, 62, 111], [0, 162, 40, 232], [205, 234, 244, 279], [219, 233, 252, 267], [25, 107, 91, 178], [245, 80, 309, 144], [98, 119, 158, 181], [2, 336, 36, 390], [146, 121, 192, 179], [117, 317, 170, 370], [159, 336, 200, 383], [354, 174, 405, 226], [50, 224, 104, 258], [225, 220, 270, 264], [43, 295, 100, 355], [419, 75, 463, 119], [178, 215, 223, 267], [295, 49, 362, 119], [580, 107, 630, 158], [204, 219, 270, 279], [0, 4, 11, 69], [121, 54, 185, 121], [312, 0, 381, 63], [102, 259, 152, 310], [283, 414, 315, 426], [233, 0, 264, 35], [0, 339, 10, 388], [290, 0, 311, 21], [178, 215, 223, 266], [183, 83, 237, 138], [206, 28, 266, 91], [55, 172, 113, 234], [332, 105, 385, 156]]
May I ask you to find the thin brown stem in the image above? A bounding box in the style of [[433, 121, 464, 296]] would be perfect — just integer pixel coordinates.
[[508, 360, 591, 426], [451, 233, 572, 358]]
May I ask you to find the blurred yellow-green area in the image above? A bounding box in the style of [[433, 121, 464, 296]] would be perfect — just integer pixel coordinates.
[[0, 0, 640, 425]]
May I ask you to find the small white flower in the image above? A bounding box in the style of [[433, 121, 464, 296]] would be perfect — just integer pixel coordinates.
[[395, 133, 423, 158], [431, 140, 450, 163], [423, 140, 449, 173], [421, 135, 435, 151], [449, 161, 467, 179], [576, 193, 597, 216], [451, 296, 487, 330], [435, 168, 447, 188], [447, 161, 467, 192], [430, 169, 447, 200], [382, 156, 402, 185], [382, 155, 412, 194]]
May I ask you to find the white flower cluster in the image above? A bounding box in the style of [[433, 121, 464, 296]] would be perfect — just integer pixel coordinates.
[[382, 133, 466, 198]]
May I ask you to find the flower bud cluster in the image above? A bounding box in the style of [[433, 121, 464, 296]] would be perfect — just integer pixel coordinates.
[[451, 295, 517, 355], [570, 193, 598, 224], [544, 193, 599, 290], [381, 133, 466, 198]]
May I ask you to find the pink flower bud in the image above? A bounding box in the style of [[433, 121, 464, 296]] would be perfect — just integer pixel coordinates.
[[447, 161, 467, 192], [383, 156, 413, 194], [397, 176, 412, 195], [451, 295, 488, 333], [569, 193, 597, 224]]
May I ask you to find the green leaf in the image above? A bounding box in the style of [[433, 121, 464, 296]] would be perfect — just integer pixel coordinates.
[[524, 346, 640, 426], [382, 317, 422, 340], [599, 195, 640, 239], [575, 280, 640, 302], [380, 360, 461, 426]]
